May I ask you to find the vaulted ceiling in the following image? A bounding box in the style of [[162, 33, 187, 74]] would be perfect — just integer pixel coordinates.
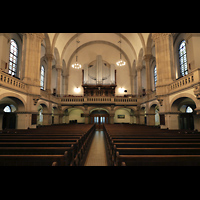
[[44, 33, 152, 73]]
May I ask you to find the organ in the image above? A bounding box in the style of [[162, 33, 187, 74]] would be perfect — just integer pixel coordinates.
[[82, 55, 117, 97]]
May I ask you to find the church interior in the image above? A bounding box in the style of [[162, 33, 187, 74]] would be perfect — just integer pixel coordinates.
[[1, 33, 200, 166]]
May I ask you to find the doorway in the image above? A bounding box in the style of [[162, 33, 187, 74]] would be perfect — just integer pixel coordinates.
[[2, 113, 16, 130], [179, 113, 194, 130], [90, 110, 109, 129]]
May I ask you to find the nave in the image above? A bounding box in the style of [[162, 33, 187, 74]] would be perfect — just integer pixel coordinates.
[[84, 130, 107, 166], [1, 123, 200, 166]]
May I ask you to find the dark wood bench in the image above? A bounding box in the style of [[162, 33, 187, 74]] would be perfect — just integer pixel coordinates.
[[115, 153, 200, 166], [0, 124, 96, 166], [0, 146, 74, 165], [0, 153, 68, 166], [112, 147, 200, 165]]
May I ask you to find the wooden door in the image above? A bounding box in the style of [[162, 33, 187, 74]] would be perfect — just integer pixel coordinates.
[[90, 114, 109, 129]]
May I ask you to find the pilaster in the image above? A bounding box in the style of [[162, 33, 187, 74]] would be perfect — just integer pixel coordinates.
[[143, 54, 153, 95], [56, 65, 62, 96], [152, 33, 174, 99], [46, 54, 54, 94], [21, 33, 44, 95]]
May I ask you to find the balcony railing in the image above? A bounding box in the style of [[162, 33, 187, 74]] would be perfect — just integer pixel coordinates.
[[60, 96, 137, 105], [0, 70, 27, 92], [170, 74, 194, 91], [169, 68, 200, 93]]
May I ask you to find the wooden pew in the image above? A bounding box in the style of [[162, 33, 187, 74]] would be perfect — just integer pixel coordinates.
[[112, 147, 200, 165], [0, 146, 75, 166], [103, 124, 200, 166], [0, 153, 68, 166], [0, 124, 95, 166], [115, 153, 200, 166]]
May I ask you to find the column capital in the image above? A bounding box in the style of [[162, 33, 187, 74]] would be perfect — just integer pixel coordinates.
[[136, 64, 143, 71], [22, 33, 44, 41], [45, 53, 54, 61], [152, 33, 172, 42], [143, 54, 154, 62], [56, 64, 62, 70]]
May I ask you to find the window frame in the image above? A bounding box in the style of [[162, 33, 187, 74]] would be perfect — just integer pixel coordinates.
[[179, 40, 188, 77], [40, 65, 45, 90], [154, 65, 157, 89], [9, 39, 18, 76]]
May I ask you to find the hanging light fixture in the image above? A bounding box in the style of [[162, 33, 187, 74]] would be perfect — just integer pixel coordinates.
[[72, 36, 81, 69], [116, 35, 126, 67]]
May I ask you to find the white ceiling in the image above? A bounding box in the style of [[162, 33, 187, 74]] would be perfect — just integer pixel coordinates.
[[44, 33, 152, 73]]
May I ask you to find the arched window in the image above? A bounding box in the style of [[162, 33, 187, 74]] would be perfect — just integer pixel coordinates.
[[154, 66, 157, 88], [3, 105, 12, 113], [40, 65, 45, 90], [186, 106, 193, 113], [9, 39, 18, 76], [179, 40, 188, 77]]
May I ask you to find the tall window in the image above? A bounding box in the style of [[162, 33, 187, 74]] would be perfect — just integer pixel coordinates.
[[9, 39, 18, 76], [179, 40, 188, 77], [40, 66, 45, 90], [154, 66, 157, 88]]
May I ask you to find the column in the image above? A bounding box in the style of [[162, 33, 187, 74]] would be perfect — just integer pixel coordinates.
[[45, 54, 54, 94], [0, 33, 10, 72], [130, 68, 136, 95], [143, 54, 153, 95], [21, 33, 44, 95], [136, 65, 142, 96], [185, 33, 200, 71], [63, 74, 69, 95], [152, 33, 174, 96], [43, 113, 52, 125], [109, 114, 115, 124], [56, 65, 62, 96], [165, 112, 180, 130]]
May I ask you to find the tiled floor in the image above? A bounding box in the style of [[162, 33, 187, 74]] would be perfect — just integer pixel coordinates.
[[84, 130, 108, 166]]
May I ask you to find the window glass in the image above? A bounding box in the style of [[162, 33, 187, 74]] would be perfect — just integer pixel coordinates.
[[179, 40, 188, 76], [40, 66, 45, 90], [9, 39, 18, 76], [154, 66, 157, 88]]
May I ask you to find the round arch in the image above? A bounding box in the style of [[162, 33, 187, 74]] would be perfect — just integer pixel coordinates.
[[66, 40, 132, 73], [89, 107, 110, 114], [0, 93, 26, 111], [170, 93, 198, 112]]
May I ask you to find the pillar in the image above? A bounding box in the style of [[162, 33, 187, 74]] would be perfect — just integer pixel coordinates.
[[165, 112, 180, 130], [63, 74, 69, 95], [43, 113, 52, 125], [136, 65, 142, 96], [21, 33, 44, 95], [56, 65, 62, 96], [109, 114, 115, 124], [46, 54, 54, 94], [152, 33, 174, 96], [143, 54, 153, 95], [0, 33, 10, 72]]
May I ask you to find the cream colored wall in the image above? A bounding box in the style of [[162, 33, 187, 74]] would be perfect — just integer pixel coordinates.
[[68, 108, 85, 123], [114, 109, 130, 123], [68, 43, 131, 96]]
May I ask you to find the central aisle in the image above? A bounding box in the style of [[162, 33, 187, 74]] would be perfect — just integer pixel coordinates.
[[84, 130, 108, 166]]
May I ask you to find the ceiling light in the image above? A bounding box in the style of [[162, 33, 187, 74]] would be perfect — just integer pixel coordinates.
[[72, 37, 81, 69], [74, 87, 81, 93], [116, 36, 126, 67]]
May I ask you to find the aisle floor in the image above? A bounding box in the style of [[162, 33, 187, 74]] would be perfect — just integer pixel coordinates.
[[84, 130, 108, 166]]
